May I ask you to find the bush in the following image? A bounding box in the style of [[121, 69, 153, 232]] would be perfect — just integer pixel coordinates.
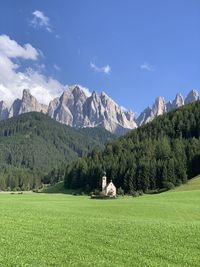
[[117, 187, 124, 196], [158, 188, 168, 193], [146, 189, 159, 194], [32, 189, 38, 193], [130, 190, 139, 197], [175, 179, 182, 186], [94, 189, 100, 196], [163, 181, 175, 190]]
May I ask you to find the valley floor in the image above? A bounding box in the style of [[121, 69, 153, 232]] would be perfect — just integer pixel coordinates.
[[0, 185, 199, 266]]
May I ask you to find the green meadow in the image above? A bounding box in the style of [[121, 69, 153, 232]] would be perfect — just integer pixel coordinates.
[[0, 178, 200, 267]]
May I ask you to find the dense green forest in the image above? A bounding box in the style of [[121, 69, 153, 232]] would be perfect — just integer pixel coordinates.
[[0, 112, 115, 190], [64, 101, 200, 192]]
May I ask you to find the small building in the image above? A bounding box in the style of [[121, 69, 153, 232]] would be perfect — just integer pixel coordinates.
[[102, 172, 116, 197]]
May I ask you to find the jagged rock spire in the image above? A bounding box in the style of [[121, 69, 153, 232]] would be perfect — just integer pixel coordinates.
[[185, 89, 199, 104]]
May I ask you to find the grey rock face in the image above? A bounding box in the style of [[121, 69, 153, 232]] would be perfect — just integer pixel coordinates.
[[137, 107, 153, 126], [185, 90, 199, 104], [8, 89, 47, 119], [166, 93, 184, 112], [137, 97, 166, 126], [152, 97, 166, 116], [48, 86, 137, 134], [48, 85, 87, 126], [173, 93, 184, 108], [9, 99, 22, 118], [18, 89, 48, 114], [0, 101, 9, 120]]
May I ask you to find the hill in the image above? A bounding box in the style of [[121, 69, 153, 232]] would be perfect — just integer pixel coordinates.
[[0, 112, 115, 190], [64, 101, 200, 192], [174, 175, 200, 191]]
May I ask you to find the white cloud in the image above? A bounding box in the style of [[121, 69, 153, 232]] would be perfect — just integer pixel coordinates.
[[140, 62, 155, 72], [0, 35, 38, 60], [30, 10, 52, 33], [0, 34, 65, 105], [53, 64, 60, 71], [90, 62, 111, 74]]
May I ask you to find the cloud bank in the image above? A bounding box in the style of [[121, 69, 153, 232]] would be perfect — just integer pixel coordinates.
[[0, 35, 65, 105]]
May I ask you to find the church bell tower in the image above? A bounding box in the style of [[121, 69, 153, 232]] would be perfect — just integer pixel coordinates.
[[102, 172, 107, 193]]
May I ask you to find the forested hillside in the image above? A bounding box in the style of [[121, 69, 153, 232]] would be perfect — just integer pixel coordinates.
[[0, 112, 115, 190], [64, 101, 200, 192]]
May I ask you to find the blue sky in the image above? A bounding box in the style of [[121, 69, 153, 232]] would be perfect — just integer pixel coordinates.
[[0, 0, 199, 114]]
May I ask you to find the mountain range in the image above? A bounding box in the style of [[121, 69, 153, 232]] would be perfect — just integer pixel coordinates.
[[0, 85, 199, 135]]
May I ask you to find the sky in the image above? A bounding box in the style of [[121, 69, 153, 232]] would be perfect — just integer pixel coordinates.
[[0, 0, 199, 115]]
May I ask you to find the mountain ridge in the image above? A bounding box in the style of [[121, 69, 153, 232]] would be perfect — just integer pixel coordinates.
[[0, 85, 199, 134]]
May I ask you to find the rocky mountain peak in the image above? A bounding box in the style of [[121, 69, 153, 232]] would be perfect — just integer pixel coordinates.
[[185, 89, 199, 104], [62, 85, 87, 100], [67, 85, 87, 97], [167, 93, 184, 112], [136, 106, 153, 126], [174, 93, 184, 107], [19, 89, 48, 114], [153, 96, 166, 116]]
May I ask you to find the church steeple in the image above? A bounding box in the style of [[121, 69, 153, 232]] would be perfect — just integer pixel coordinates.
[[102, 172, 107, 193]]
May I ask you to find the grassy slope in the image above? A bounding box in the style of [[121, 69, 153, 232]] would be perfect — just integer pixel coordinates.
[[174, 175, 200, 191], [40, 181, 78, 194], [0, 190, 199, 266]]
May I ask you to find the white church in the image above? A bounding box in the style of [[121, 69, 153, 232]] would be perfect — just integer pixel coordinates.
[[101, 172, 116, 197]]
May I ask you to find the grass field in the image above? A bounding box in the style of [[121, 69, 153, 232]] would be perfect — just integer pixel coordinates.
[[0, 178, 200, 266]]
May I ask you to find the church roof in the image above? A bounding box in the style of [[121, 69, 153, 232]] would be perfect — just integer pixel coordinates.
[[106, 181, 116, 188]]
